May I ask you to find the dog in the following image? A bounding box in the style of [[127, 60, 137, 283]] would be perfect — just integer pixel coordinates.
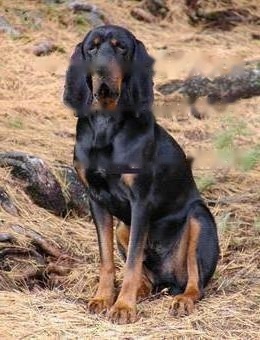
[[63, 25, 219, 324]]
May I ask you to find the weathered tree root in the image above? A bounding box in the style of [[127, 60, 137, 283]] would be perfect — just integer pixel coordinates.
[[0, 232, 15, 242], [0, 152, 89, 216], [0, 246, 44, 263], [10, 225, 64, 259], [0, 152, 87, 290], [156, 62, 260, 119], [0, 187, 19, 216], [0, 224, 80, 290]]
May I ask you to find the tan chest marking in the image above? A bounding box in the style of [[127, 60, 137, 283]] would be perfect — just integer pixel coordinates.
[[121, 173, 137, 187]]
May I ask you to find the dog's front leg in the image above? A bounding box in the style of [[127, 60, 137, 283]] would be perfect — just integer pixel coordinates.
[[109, 202, 149, 324], [88, 199, 115, 314]]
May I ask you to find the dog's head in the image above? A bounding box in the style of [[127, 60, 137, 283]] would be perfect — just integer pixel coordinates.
[[63, 25, 154, 117]]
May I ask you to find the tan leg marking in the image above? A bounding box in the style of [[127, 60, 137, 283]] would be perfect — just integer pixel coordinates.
[[116, 223, 130, 252], [170, 217, 201, 317], [89, 215, 115, 314], [74, 160, 88, 187]]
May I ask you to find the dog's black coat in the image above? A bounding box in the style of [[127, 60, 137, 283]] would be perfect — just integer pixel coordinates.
[[64, 25, 219, 313]]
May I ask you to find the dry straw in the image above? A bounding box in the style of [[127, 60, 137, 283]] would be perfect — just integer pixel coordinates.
[[0, 0, 259, 338]]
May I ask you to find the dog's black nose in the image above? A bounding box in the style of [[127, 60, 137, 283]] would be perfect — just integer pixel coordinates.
[[97, 66, 108, 78], [95, 56, 109, 77], [94, 82, 119, 101]]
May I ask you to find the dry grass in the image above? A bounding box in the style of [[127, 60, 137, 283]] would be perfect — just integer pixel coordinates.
[[0, 0, 260, 338]]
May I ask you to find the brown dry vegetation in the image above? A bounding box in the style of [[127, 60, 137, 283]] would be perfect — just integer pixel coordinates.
[[0, 0, 259, 338]]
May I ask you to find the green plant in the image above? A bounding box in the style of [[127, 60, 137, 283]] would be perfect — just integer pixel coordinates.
[[214, 116, 249, 151], [237, 145, 260, 171], [7, 117, 24, 129], [195, 175, 215, 192], [14, 9, 42, 30], [254, 218, 260, 233], [217, 212, 232, 233]]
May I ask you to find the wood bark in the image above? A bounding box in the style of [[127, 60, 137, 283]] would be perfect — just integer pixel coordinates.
[[156, 62, 260, 118], [0, 152, 89, 216]]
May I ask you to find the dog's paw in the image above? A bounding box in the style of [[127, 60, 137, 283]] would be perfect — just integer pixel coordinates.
[[169, 295, 195, 317], [109, 301, 137, 324], [88, 296, 114, 315]]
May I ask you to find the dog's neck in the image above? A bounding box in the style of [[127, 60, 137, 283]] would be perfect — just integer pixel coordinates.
[[77, 108, 155, 149]]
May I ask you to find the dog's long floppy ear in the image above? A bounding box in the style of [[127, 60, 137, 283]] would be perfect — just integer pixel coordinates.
[[122, 39, 154, 118], [63, 42, 93, 117]]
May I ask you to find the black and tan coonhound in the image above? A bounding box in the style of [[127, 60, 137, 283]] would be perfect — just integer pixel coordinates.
[[63, 25, 219, 324]]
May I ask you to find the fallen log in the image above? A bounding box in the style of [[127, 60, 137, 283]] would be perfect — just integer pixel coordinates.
[[0, 152, 89, 216], [156, 62, 260, 118]]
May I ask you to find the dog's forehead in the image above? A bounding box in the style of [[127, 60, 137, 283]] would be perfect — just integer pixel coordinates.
[[86, 26, 134, 43]]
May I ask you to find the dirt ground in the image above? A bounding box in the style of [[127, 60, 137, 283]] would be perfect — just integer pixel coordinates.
[[0, 0, 259, 339]]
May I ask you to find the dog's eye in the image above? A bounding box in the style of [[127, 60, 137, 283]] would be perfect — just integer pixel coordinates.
[[87, 40, 100, 55], [116, 44, 126, 54], [87, 47, 98, 55]]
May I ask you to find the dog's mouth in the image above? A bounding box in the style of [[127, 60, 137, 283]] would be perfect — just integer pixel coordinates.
[[95, 82, 119, 99]]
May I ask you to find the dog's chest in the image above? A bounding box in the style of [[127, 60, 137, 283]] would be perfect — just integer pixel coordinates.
[[75, 140, 125, 190], [74, 115, 148, 212]]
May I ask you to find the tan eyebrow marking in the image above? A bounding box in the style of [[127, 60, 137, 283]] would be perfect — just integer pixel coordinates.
[[93, 37, 100, 45], [111, 38, 118, 46]]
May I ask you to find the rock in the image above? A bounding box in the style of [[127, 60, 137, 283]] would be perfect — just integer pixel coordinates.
[[68, 1, 110, 26], [131, 7, 155, 23], [68, 1, 94, 12], [33, 41, 58, 56], [252, 33, 260, 40], [86, 11, 107, 27], [144, 0, 169, 18], [44, 0, 66, 3], [0, 16, 21, 37]]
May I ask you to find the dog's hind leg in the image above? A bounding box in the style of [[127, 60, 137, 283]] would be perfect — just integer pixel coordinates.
[[169, 206, 219, 317], [170, 217, 201, 316]]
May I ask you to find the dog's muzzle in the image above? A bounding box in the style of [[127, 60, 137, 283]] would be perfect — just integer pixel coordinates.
[[92, 59, 122, 110]]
